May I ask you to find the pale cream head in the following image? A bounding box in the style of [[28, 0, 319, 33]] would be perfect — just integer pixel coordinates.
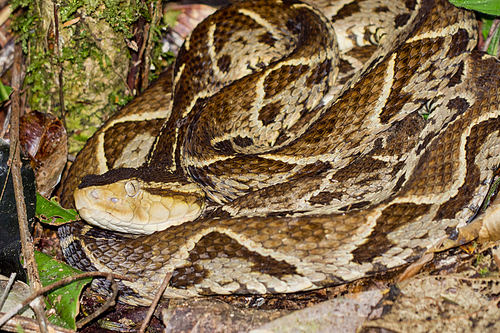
[[74, 179, 205, 234]]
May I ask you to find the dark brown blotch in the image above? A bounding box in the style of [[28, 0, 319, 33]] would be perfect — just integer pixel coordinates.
[[213, 139, 236, 154], [258, 101, 283, 126], [171, 263, 210, 289], [394, 13, 411, 28], [213, 8, 261, 54], [345, 45, 378, 64], [405, 0, 417, 10], [198, 156, 296, 182], [338, 201, 371, 212], [446, 61, 464, 88], [332, 2, 361, 21], [332, 157, 387, 182], [351, 203, 432, 262], [309, 191, 343, 205], [339, 58, 355, 74], [286, 15, 302, 35], [447, 97, 470, 116], [379, 38, 444, 123], [263, 65, 309, 99], [306, 59, 332, 86], [374, 6, 389, 13], [446, 29, 470, 58], [233, 135, 254, 148], [217, 54, 232, 74], [258, 31, 276, 46]]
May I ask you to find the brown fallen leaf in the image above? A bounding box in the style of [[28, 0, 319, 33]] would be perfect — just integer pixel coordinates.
[[251, 290, 384, 333], [438, 193, 500, 253], [361, 270, 500, 333], [20, 111, 67, 197], [398, 252, 435, 283], [476, 196, 500, 242]]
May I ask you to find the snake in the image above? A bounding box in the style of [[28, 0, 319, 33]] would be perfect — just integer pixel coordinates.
[[57, 0, 500, 307]]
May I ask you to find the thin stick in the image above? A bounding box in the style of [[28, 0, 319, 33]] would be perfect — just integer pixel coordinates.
[[482, 19, 500, 53], [139, 273, 172, 333], [141, 0, 163, 92], [0, 273, 16, 310], [0, 139, 13, 201], [9, 42, 49, 333], [0, 104, 10, 138], [53, 1, 66, 128]]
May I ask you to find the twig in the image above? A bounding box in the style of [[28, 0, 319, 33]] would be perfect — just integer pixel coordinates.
[[0, 271, 130, 327], [140, 0, 163, 92], [53, 1, 66, 128], [0, 104, 10, 138], [29, 298, 47, 332], [0, 273, 16, 310], [139, 273, 172, 333], [76, 273, 120, 328], [481, 18, 500, 53], [138, 20, 150, 91], [9, 42, 49, 333], [0, 310, 74, 333], [0, 138, 13, 200]]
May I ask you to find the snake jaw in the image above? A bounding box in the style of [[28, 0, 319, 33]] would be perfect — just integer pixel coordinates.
[[74, 179, 206, 234]]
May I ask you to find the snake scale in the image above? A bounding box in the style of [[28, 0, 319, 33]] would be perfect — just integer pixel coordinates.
[[58, 0, 500, 306]]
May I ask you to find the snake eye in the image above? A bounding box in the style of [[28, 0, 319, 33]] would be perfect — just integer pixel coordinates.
[[125, 180, 140, 197]]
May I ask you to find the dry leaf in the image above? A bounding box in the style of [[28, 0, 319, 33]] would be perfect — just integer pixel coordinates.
[[398, 252, 434, 282], [362, 272, 500, 332], [251, 290, 384, 333], [20, 111, 67, 197]]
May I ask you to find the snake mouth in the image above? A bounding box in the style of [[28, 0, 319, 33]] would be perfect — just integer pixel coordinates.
[[74, 179, 206, 234]]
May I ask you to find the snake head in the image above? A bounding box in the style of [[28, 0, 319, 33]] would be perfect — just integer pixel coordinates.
[[74, 170, 205, 234]]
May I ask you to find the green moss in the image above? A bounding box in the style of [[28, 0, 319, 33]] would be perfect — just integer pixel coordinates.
[[99, 0, 146, 37], [10, 0, 175, 155], [10, 0, 155, 153]]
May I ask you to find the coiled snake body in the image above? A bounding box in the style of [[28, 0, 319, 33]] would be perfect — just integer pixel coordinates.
[[59, 0, 500, 306]]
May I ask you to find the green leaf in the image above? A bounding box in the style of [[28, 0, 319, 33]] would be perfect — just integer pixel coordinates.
[[59, 0, 84, 22], [35, 193, 79, 225], [482, 17, 493, 40], [0, 80, 11, 102], [35, 251, 92, 330], [486, 20, 500, 55], [449, 0, 500, 16], [163, 10, 181, 27]]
